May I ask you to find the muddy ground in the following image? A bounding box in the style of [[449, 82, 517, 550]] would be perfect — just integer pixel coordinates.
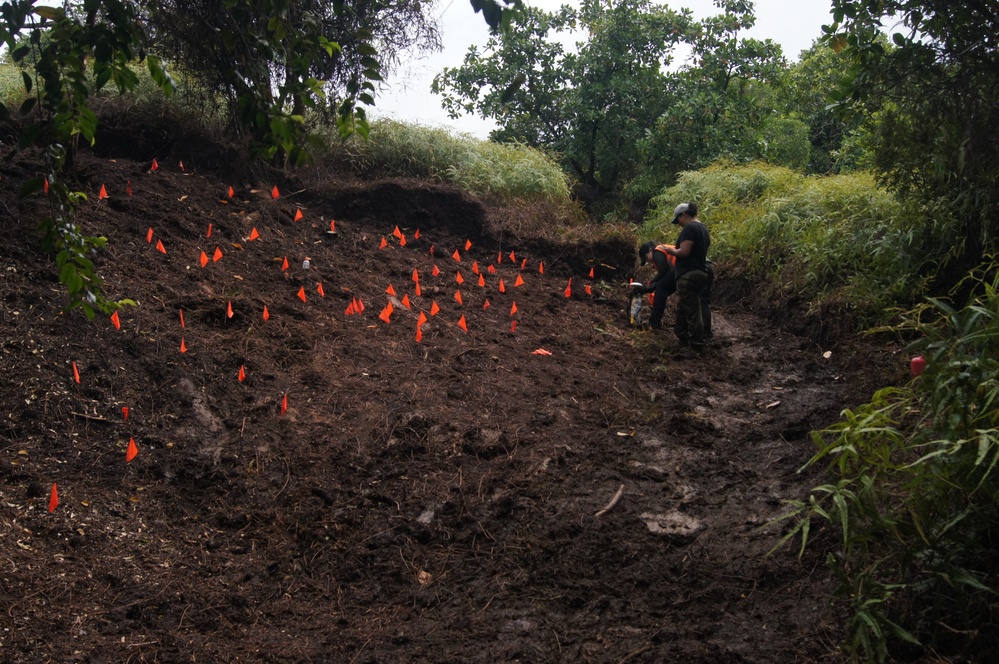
[[0, 129, 907, 663]]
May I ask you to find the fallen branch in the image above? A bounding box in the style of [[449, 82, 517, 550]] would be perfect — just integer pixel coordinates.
[[595, 483, 624, 517], [71, 411, 108, 423]]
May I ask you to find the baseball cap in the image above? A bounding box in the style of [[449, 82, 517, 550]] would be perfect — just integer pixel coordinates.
[[672, 203, 690, 225]]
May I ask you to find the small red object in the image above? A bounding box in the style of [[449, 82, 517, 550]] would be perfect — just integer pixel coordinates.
[[910, 356, 926, 377]]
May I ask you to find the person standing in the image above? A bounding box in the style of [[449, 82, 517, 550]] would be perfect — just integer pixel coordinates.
[[660, 202, 710, 350]]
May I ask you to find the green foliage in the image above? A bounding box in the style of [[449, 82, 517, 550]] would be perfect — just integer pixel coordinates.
[[434, 0, 690, 202], [825, 0, 999, 267], [774, 271, 999, 660], [317, 119, 571, 204], [643, 162, 943, 327], [1, 0, 169, 317]]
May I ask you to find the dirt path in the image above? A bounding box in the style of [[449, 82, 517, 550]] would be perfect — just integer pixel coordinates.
[[0, 144, 903, 662]]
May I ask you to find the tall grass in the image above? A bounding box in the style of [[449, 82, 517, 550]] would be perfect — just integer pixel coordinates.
[[641, 161, 950, 328], [314, 119, 572, 205], [774, 270, 999, 661]]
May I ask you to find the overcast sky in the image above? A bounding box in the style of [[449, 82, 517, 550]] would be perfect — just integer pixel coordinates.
[[368, 0, 835, 138]]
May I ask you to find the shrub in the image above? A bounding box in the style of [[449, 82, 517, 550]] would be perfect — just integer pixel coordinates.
[[775, 269, 999, 662]]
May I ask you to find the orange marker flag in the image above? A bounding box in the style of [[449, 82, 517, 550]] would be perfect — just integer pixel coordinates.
[[345, 300, 356, 315], [146, 227, 154, 243], [179, 309, 185, 328], [379, 302, 394, 324], [430, 301, 440, 316], [399, 234, 406, 247], [281, 256, 289, 271], [122, 406, 129, 422], [110, 311, 120, 330], [401, 294, 411, 309], [412, 268, 420, 283], [457, 315, 468, 332], [385, 284, 396, 296], [271, 185, 280, 199], [414, 229, 421, 239], [539, 261, 545, 274], [415, 324, 423, 343], [393, 226, 403, 239], [48, 483, 58, 512], [206, 223, 212, 238], [126, 437, 138, 462], [379, 237, 388, 250], [588, 267, 595, 278], [417, 311, 428, 327], [429, 244, 435, 256], [151, 158, 159, 171], [497, 251, 503, 263], [317, 282, 325, 298], [511, 320, 518, 333], [226, 301, 234, 318], [213, 247, 223, 262], [72, 361, 80, 384], [156, 239, 166, 254], [99, 184, 108, 200], [452, 249, 461, 262], [515, 274, 525, 287], [483, 299, 491, 310], [238, 365, 246, 382], [585, 284, 592, 295], [477, 274, 485, 287], [43, 178, 49, 193], [510, 302, 518, 316], [487, 264, 496, 275], [356, 297, 365, 313], [521, 258, 527, 270], [472, 261, 479, 275], [509, 251, 516, 262], [227, 185, 234, 198], [465, 239, 472, 251], [432, 265, 440, 277], [180, 337, 188, 354], [454, 290, 463, 306], [564, 278, 572, 298], [248, 227, 260, 241], [294, 208, 303, 221], [199, 250, 209, 267], [498, 279, 506, 293], [329, 219, 336, 233], [179, 160, 185, 172], [297, 286, 307, 303], [262, 306, 270, 321], [281, 394, 288, 416], [415, 282, 422, 297], [456, 271, 464, 285]]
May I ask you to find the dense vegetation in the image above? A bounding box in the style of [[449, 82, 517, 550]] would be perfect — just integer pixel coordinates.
[[4, 0, 999, 661]]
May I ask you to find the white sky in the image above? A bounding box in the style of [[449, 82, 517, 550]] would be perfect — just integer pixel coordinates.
[[369, 0, 835, 138]]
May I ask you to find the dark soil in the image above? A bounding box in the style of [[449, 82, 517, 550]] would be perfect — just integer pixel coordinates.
[[0, 128, 907, 663]]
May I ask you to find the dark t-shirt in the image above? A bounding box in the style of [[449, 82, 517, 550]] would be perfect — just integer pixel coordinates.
[[675, 221, 709, 277]]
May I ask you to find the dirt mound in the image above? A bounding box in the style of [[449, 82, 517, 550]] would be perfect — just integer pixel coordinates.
[[0, 137, 906, 662]]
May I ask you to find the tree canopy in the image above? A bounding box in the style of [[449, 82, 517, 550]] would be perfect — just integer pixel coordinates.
[[433, 0, 793, 213]]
